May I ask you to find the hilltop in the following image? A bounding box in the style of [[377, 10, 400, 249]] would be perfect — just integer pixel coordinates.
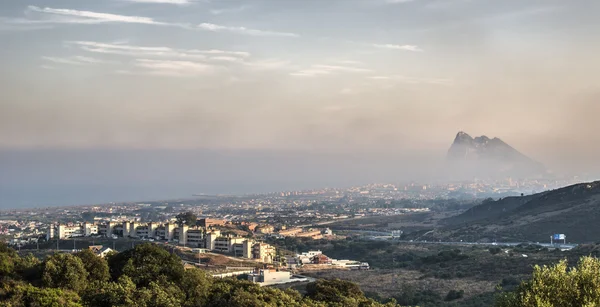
[[446, 131, 545, 178], [421, 181, 600, 243]]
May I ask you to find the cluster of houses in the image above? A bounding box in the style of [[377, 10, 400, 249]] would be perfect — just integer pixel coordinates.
[[287, 250, 369, 270], [46, 219, 278, 263], [243, 250, 368, 286]]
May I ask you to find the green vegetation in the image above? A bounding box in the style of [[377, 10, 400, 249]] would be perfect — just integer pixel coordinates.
[[275, 237, 600, 307], [175, 211, 198, 226], [41, 253, 88, 293], [496, 256, 600, 307], [0, 242, 400, 307]]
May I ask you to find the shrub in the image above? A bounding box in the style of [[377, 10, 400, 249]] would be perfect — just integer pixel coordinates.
[[445, 289, 464, 301], [496, 256, 600, 307], [489, 247, 502, 255]]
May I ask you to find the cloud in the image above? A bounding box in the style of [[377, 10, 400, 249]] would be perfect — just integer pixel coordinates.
[[386, 0, 415, 3], [68, 41, 250, 61], [134, 59, 217, 77], [210, 5, 249, 15], [15, 7, 297, 38], [367, 76, 391, 80], [121, 0, 194, 4], [209, 56, 243, 62], [201, 50, 250, 58], [373, 44, 423, 52], [26, 6, 168, 25], [244, 59, 294, 71], [368, 75, 453, 85], [290, 69, 332, 77], [313, 65, 372, 73], [41, 56, 111, 65], [40, 65, 56, 70], [73, 56, 113, 64], [198, 23, 299, 37], [0, 18, 54, 31], [291, 64, 373, 77], [63, 41, 293, 76], [335, 60, 363, 65]]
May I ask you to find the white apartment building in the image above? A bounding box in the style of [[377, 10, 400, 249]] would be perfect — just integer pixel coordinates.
[[47, 221, 277, 263]]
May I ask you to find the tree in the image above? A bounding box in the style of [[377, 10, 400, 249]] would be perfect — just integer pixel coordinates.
[[138, 279, 185, 307], [1, 243, 406, 307], [1, 281, 81, 307], [15, 253, 42, 284], [0, 250, 17, 278], [108, 243, 184, 287], [176, 212, 198, 226], [445, 289, 464, 301], [306, 279, 364, 303], [81, 212, 95, 222], [0, 243, 19, 278], [75, 249, 110, 282], [496, 256, 600, 307], [180, 269, 211, 307], [81, 276, 138, 307], [42, 253, 88, 293]]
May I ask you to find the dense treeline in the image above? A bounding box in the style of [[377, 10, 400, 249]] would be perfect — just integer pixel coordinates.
[[0, 243, 400, 307]]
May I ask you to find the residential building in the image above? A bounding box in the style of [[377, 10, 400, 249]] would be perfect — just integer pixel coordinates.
[[252, 242, 275, 263], [197, 218, 226, 228], [247, 270, 292, 285], [83, 222, 98, 236], [206, 230, 221, 250], [278, 228, 302, 237], [313, 254, 332, 265], [255, 225, 274, 234], [186, 229, 205, 247], [213, 235, 246, 253], [98, 222, 119, 237], [52, 224, 83, 239], [296, 229, 323, 239]]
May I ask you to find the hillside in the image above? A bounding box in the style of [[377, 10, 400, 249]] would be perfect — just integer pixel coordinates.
[[441, 194, 538, 226], [422, 181, 600, 243]]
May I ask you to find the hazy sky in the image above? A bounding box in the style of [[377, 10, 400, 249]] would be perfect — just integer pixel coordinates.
[[1, 0, 599, 206]]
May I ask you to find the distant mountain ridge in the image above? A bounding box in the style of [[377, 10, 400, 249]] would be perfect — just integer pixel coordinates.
[[424, 181, 600, 243], [446, 131, 545, 178]]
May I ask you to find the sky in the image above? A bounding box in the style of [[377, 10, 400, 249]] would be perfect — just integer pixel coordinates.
[[1, 0, 599, 207]]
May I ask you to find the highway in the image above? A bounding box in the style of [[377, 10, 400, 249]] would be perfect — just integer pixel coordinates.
[[365, 236, 577, 250], [338, 229, 577, 250]]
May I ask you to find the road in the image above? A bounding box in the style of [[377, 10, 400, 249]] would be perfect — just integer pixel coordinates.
[[298, 216, 365, 228], [365, 236, 578, 250]]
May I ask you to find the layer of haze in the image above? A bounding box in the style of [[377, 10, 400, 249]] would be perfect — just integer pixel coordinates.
[[1, 0, 599, 208]]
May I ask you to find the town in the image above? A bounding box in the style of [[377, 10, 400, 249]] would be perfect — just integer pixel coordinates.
[[0, 178, 583, 247], [0, 177, 585, 287]]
